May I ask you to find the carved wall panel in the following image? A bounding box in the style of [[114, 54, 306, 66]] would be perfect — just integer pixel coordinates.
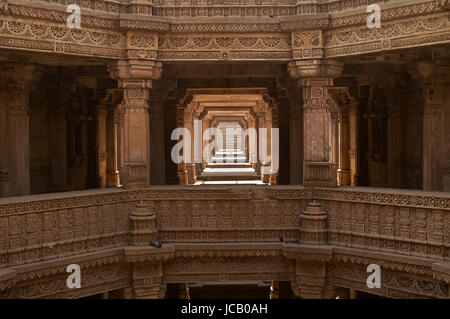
[[158, 33, 292, 61]]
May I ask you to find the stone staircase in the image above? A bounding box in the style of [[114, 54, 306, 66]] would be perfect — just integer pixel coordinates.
[[197, 148, 261, 183]]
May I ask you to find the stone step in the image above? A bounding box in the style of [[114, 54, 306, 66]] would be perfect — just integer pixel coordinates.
[[207, 163, 252, 169], [211, 156, 247, 162], [215, 151, 245, 156], [197, 167, 260, 181]]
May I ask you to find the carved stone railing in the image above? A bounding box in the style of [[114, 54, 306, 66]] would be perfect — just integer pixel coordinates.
[[317, 187, 450, 261], [0, 185, 448, 298], [1, 185, 448, 267]]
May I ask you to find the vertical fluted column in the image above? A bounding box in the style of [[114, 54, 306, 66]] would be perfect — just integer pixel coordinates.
[[109, 60, 162, 188]]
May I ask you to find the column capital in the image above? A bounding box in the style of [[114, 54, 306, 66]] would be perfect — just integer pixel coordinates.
[[288, 59, 344, 86], [108, 59, 163, 89], [408, 58, 450, 87]]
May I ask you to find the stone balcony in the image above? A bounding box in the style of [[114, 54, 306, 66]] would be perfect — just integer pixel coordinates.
[[0, 185, 448, 298]]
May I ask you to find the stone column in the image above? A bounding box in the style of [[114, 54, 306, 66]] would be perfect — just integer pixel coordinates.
[[256, 110, 265, 179], [149, 89, 166, 185], [96, 104, 108, 188], [423, 84, 446, 191], [386, 95, 402, 188], [48, 92, 68, 192], [0, 64, 42, 197], [348, 103, 358, 186], [410, 59, 450, 191], [185, 107, 196, 185], [329, 105, 339, 177], [289, 60, 344, 187], [176, 103, 188, 185], [202, 116, 211, 169], [248, 116, 257, 170], [337, 106, 351, 186], [289, 86, 303, 185], [109, 60, 162, 188], [263, 109, 273, 184], [106, 90, 122, 187]]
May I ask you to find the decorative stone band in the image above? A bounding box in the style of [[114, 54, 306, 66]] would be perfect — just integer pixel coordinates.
[[0, 1, 449, 61]]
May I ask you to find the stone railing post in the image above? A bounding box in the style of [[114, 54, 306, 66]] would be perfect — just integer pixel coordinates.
[[129, 201, 159, 246], [299, 200, 327, 245]]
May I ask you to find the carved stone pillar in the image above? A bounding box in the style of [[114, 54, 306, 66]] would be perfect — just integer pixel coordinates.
[[329, 105, 339, 176], [256, 111, 265, 178], [0, 64, 43, 197], [262, 110, 273, 184], [185, 107, 196, 185], [410, 59, 450, 191], [115, 104, 125, 186], [337, 107, 351, 186], [109, 60, 162, 188], [149, 89, 166, 185], [48, 91, 68, 192], [106, 90, 122, 187], [386, 95, 402, 188], [289, 60, 344, 187], [96, 104, 108, 188], [423, 84, 446, 191], [348, 103, 358, 186], [248, 116, 257, 170], [289, 86, 303, 185], [202, 117, 212, 169]]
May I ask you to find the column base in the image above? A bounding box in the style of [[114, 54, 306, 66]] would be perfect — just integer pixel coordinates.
[[304, 162, 338, 187], [187, 163, 197, 185], [337, 169, 351, 186], [107, 171, 120, 187]]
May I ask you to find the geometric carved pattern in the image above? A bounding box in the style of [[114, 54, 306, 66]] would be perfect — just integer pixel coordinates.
[[0, 186, 448, 298]]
